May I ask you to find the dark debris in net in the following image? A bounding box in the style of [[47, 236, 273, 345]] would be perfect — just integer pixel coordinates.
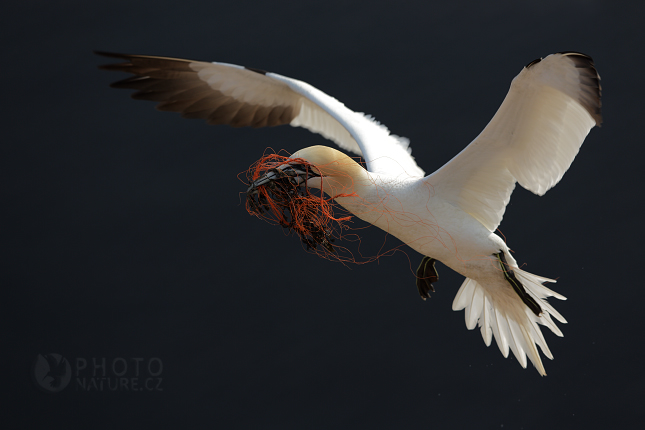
[[246, 160, 340, 254]]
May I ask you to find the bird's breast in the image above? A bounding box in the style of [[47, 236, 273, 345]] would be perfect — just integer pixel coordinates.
[[334, 176, 502, 272]]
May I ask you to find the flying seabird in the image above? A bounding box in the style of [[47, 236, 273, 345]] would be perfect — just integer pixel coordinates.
[[97, 51, 601, 375]]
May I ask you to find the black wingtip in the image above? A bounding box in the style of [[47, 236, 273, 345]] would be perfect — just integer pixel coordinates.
[[94, 51, 135, 71], [556, 51, 592, 59], [559, 52, 602, 126], [525, 58, 542, 69], [94, 50, 129, 59], [245, 66, 268, 75]]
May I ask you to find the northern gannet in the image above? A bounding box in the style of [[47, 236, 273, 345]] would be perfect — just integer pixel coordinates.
[[97, 51, 601, 375]]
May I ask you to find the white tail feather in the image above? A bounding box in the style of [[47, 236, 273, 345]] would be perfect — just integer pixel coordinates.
[[452, 268, 567, 376]]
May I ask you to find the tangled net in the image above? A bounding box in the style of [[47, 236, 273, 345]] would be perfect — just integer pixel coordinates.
[[244, 152, 357, 260]]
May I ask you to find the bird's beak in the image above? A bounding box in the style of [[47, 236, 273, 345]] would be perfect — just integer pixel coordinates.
[[246, 162, 316, 194], [244, 154, 348, 254]]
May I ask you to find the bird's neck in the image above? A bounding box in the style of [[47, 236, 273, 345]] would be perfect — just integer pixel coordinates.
[[292, 145, 412, 227]]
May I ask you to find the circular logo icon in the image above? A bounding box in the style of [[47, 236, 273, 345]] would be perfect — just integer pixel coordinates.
[[33, 353, 71, 393]]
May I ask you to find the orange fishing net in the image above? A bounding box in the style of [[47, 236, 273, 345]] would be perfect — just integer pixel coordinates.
[[244, 152, 359, 261], [242, 150, 437, 267]]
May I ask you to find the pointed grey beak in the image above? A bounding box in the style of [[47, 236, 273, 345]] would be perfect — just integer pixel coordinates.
[[246, 163, 316, 194]]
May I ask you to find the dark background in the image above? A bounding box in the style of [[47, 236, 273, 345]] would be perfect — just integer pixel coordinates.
[[4, 1, 644, 428]]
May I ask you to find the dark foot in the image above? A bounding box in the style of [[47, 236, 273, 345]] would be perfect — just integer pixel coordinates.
[[495, 252, 542, 316], [416, 256, 439, 300]]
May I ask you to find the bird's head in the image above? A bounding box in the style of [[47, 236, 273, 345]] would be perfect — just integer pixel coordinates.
[[245, 146, 368, 259]]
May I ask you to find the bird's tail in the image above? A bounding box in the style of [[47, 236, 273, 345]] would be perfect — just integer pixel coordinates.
[[452, 268, 567, 375]]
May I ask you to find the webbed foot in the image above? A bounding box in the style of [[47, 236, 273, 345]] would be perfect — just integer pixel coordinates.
[[416, 256, 439, 300], [495, 251, 542, 316]]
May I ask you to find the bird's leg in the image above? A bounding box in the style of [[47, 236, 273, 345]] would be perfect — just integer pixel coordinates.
[[495, 251, 542, 316], [416, 256, 439, 300]]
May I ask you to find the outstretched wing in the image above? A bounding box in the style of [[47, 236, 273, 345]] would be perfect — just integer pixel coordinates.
[[96, 52, 424, 178], [428, 52, 601, 231]]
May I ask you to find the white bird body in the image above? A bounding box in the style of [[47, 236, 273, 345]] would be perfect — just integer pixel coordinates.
[[98, 51, 601, 375], [322, 170, 501, 271]]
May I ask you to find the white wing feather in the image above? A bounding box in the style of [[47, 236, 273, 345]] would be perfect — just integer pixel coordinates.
[[193, 61, 424, 177], [429, 53, 601, 231], [271, 74, 424, 177], [97, 52, 424, 177]]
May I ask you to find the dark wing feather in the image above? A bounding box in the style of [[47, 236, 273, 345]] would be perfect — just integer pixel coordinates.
[[95, 51, 298, 128]]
